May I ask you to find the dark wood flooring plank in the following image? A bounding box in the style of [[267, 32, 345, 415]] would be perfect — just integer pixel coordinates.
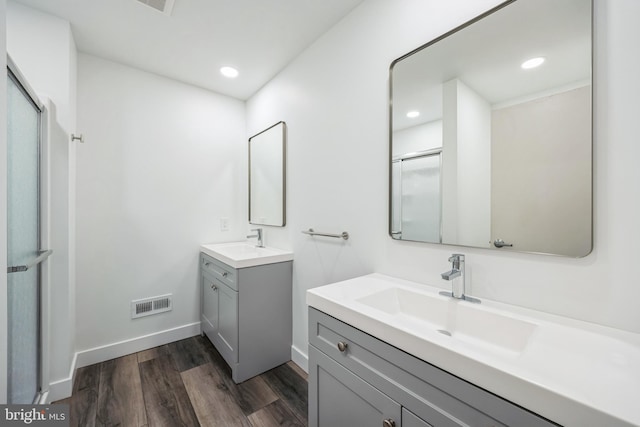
[[201, 334, 234, 378], [139, 354, 200, 427], [97, 354, 147, 427], [286, 361, 308, 381], [248, 400, 306, 427], [167, 336, 213, 372], [137, 344, 170, 364], [262, 364, 308, 426], [55, 364, 100, 427], [199, 335, 281, 415], [181, 363, 251, 427], [232, 375, 279, 415]]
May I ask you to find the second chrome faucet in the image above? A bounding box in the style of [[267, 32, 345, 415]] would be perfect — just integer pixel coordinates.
[[440, 254, 480, 303], [247, 228, 264, 247]]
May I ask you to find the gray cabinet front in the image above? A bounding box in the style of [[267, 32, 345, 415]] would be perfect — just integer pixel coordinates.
[[403, 409, 433, 427], [200, 253, 292, 383], [201, 274, 219, 336], [215, 278, 238, 364], [310, 346, 401, 427]]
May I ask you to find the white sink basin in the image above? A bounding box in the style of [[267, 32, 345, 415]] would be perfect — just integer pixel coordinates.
[[200, 242, 293, 269], [357, 287, 537, 354], [307, 273, 640, 427]]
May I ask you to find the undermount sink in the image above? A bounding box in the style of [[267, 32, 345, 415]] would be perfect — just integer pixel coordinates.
[[200, 242, 293, 269], [357, 287, 537, 354], [306, 273, 640, 427]]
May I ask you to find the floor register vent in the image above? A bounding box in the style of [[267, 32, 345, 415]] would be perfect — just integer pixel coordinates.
[[131, 294, 173, 319]]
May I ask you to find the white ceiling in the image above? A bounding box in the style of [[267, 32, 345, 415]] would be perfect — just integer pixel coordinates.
[[12, 0, 364, 100], [392, 0, 591, 130]]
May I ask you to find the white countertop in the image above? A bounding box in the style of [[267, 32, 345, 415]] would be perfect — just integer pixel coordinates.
[[200, 241, 293, 269], [307, 273, 640, 427]]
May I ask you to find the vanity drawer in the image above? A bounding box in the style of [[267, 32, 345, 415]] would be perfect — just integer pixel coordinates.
[[309, 308, 558, 427], [201, 253, 237, 290]]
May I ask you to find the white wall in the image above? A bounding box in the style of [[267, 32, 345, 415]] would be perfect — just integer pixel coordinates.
[[393, 120, 442, 157], [6, 1, 77, 399], [0, 0, 9, 405], [247, 0, 640, 368], [75, 54, 246, 356], [456, 80, 491, 248], [441, 79, 459, 245], [492, 86, 591, 256], [442, 79, 491, 247], [6, 1, 76, 133]]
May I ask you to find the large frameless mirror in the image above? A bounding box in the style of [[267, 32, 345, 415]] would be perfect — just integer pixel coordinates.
[[389, 0, 592, 257], [249, 121, 286, 226]]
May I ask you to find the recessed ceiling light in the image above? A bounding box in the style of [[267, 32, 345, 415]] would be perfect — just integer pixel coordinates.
[[521, 57, 545, 70], [407, 111, 420, 118], [220, 66, 239, 78]]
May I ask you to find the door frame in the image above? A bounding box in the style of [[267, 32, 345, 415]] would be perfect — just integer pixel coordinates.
[[6, 55, 51, 404]]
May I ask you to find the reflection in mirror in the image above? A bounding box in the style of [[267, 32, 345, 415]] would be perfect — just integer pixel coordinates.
[[390, 0, 592, 257], [249, 121, 286, 226]]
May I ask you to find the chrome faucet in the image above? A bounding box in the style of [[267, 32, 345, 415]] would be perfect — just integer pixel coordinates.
[[440, 254, 480, 303], [247, 228, 264, 247]]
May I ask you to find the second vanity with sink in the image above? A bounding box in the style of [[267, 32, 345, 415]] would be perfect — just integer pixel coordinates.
[[200, 241, 293, 383], [307, 274, 640, 427]]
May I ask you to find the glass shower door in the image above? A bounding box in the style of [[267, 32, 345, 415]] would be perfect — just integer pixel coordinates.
[[7, 69, 42, 404], [399, 154, 442, 243]]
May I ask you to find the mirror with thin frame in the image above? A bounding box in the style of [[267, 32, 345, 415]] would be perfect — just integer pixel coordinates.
[[249, 121, 286, 227], [390, 0, 592, 257]]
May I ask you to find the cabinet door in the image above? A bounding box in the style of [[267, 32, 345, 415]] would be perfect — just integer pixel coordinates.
[[309, 346, 401, 427], [217, 281, 239, 363], [201, 274, 219, 337], [403, 408, 433, 427]]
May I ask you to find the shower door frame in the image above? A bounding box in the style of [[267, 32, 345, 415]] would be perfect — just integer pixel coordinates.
[[6, 55, 51, 404], [391, 148, 443, 243]]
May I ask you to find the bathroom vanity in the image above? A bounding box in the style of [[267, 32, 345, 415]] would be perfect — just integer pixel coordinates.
[[307, 274, 640, 427], [200, 242, 293, 383], [309, 308, 556, 427]]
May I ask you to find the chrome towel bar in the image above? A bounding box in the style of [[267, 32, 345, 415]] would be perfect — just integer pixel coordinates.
[[7, 249, 53, 273], [302, 228, 349, 240]]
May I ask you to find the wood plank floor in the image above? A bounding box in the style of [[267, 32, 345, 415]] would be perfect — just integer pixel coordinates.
[[55, 336, 308, 427]]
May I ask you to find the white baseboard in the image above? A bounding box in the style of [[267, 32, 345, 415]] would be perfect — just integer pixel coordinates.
[[47, 352, 77, 403], [291, 344, 308, 373], [47, 322, 201, 402], [76, 322, 201, 368]]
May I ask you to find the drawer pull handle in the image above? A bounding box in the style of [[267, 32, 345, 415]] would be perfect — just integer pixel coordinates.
[[211, 284, 217, 291], [222, 272, 228, 278], [383, 419, 396, 427], [204, 262, 211, 267], [337, 341, 348, 352]]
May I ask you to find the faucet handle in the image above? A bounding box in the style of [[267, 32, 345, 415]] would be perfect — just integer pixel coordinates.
[[448, 254, 464, 269]]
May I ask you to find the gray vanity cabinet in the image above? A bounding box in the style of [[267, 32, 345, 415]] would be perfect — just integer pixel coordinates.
[[200, 253, 292, 383], [201, 273, 219, 338], [308, 307, 559, 427], [311, 346, 403, 427]]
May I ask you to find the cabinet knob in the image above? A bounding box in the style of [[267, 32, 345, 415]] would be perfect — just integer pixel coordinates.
[[211, 284, 217, 291], [383, 419, 396, 427], [337, 341, 348, 352], [204, 262, 210, 266], [222, 272, 228, 278]]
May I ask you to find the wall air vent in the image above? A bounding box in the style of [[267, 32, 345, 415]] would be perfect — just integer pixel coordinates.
[[131, 294, 173, 319], [136, 0, 175, 16]]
